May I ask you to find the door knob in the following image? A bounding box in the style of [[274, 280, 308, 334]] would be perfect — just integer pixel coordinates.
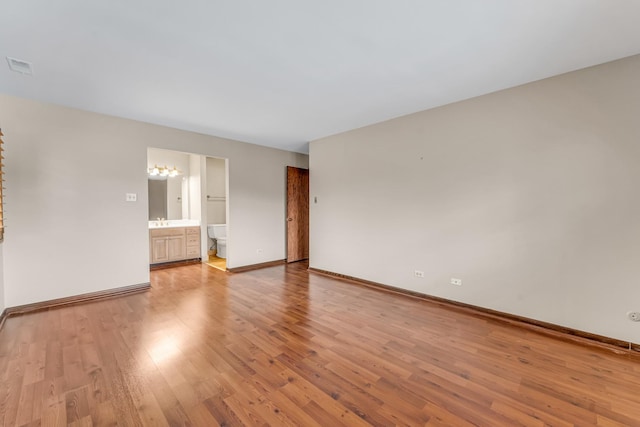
[[287, 218, 293, 221]]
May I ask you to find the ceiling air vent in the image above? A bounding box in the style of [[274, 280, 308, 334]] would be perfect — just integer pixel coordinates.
[[6, 57, 34, 75]]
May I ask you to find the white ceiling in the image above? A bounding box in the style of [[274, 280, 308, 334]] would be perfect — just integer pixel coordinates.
[[1, 1, 639, 153]]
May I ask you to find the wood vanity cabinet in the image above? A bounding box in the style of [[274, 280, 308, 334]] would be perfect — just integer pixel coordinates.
[[185, 227, 201, 258], [150, 226, 200, 264]]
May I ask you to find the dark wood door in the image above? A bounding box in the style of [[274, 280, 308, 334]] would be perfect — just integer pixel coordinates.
[[286, 166, 309, 262]]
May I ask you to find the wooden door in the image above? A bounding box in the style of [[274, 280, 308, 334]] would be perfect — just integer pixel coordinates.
[[286, 166, 309, 262]]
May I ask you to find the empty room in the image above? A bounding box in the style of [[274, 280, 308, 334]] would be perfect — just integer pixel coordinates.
[[1, 1, 639, 426]]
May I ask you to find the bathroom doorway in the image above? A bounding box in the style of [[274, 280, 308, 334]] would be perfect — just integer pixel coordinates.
[[146, 148, 229, 270], [286, 166, 309, 262], [205, 156, 228, 271]]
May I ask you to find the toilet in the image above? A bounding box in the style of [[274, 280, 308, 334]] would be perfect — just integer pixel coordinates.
[[207, 224, 227, 259]]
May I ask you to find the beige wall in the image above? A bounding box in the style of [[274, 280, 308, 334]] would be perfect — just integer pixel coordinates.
[[0, 94, 308, 307], [310, 55, 640, 343]]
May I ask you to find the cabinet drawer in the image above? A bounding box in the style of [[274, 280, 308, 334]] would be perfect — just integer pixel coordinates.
[[186, 227, 200, 235], [186, 236, 200, 245], [150, 227, 185, 237], [186, 247, 200, 257]]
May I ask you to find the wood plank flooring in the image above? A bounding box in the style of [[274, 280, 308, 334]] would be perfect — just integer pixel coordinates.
[[1, 261, 639, 426], [206, 256, 227, 272]]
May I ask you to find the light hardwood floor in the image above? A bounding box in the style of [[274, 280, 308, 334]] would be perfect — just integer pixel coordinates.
[[0, 262, 639, 426], [206, 256, 227, 272]]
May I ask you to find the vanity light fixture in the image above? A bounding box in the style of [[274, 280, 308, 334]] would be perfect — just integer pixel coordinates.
[[148, 164, 181, 177]]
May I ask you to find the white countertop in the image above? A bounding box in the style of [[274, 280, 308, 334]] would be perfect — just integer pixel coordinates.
[[148, 219, 200, 229]]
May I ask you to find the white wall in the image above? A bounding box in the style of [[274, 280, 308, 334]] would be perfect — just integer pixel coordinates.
[[206, 157, 227, 224], [310, 55, 640, 344], [188, 154, 203, 224], [0, 94, 308, 307]]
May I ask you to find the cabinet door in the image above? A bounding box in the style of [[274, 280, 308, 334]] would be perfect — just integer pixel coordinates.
[[151, 237, 168, 263], [167, 235, 186, 261]]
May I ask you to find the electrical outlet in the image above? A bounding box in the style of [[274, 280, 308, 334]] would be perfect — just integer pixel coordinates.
[[627, 311, 640, 322], [125, 193, 137, 202], [414, 270, 424, 278], [450, 278, 462, 286]]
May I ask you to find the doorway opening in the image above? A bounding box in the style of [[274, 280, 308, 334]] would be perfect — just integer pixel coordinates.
[[204, 156, 229, 271], [146, 148, 229, 270]]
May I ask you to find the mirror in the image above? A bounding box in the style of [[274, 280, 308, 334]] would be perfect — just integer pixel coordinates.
[[148, 176, 186, 220], [148, 179, 167, 219], [147, 148, 190, 220]]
